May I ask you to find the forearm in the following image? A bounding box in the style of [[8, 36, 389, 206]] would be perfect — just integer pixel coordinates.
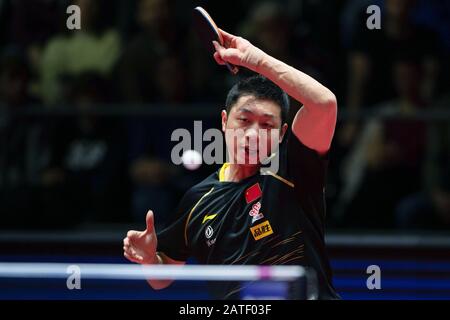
[[252, 49, 336, 153], [213, 30, 335, 110], [255, 51, 336, 112], [146, 253, 175, 290]]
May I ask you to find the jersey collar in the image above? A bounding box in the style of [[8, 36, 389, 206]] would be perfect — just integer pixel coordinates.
[[218, 163, 230, 182]]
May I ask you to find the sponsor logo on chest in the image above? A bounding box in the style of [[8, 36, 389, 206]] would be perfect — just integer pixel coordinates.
[[248, 201, 264, 224], [205, 225, 214, 239], [250, 220, 273, 241], [204, 225, 217, 247]]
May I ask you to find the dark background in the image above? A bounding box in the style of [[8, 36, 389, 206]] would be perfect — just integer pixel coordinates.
[[0, 0, 450, 299]]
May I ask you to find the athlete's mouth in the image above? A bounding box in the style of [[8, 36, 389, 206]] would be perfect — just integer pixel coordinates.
[[243, 146, 258, 154]]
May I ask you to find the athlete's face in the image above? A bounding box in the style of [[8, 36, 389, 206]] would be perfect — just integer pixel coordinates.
[[221, 95, 288, 167]]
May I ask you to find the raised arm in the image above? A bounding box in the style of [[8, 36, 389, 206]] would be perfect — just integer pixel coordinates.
[[213, 29, 337, 154]]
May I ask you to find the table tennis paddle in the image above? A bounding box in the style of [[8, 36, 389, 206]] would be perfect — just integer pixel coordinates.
[[193, 6, 239, 75]]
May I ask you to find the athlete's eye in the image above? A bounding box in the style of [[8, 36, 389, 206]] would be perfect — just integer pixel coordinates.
[[238, 118, 249, 123]]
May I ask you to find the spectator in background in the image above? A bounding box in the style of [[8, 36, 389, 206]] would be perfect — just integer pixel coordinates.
[[127, 135, 178, 230], [239, 2, 299, 68], [116, 0, 188, 103], [152, 54, 187, 104], [396, 167, 450, 230], [236, 2, 305, 120], [342, 0, 439, 146], [0, 48, 46, 228], [0, 0, 61, 48], [340, 0, 382, 49], [40, 0, 121, 106], [41, 73, 129, 227], [237, 1, 335, 84], [335, 58, 428, 228], [114, 0, 187, 228], [236, 1, 340, 117], [411, 0, 450, 54], [0, 0, 62, 98]]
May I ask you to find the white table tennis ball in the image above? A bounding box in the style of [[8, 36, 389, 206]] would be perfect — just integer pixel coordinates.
[[182, 149, 202, 170]]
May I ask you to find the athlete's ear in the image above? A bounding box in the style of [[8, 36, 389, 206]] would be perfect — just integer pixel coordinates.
[[221, 110, 228, 133], [279, 123, 288, 143]]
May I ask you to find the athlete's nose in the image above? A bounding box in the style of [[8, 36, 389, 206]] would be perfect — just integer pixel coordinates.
[[244, 127, 259, 149]]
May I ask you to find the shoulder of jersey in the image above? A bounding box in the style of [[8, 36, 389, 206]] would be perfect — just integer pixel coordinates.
[[186, 172, 217, 196]]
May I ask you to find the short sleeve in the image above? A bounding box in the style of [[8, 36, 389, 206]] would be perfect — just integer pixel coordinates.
[[156, 190, 198, 261], [280, 129, 329, 232], [286, 129, 329, 195]]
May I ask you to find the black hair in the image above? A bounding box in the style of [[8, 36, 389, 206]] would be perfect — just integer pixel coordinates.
[[225, 75, 289, 124]]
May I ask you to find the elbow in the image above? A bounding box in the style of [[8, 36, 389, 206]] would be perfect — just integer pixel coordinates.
[[323, 91, 337, 110], [317, 91, 337, 116]]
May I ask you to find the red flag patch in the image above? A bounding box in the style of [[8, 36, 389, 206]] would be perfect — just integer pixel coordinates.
[[245, 183, 262, 204]]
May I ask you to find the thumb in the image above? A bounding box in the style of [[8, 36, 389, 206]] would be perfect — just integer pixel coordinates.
[[145, 210, 155, 234]]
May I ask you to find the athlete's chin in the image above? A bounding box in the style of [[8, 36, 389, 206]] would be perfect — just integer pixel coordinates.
[[231, 157, 261, 168], [237, 162, 261, 169]]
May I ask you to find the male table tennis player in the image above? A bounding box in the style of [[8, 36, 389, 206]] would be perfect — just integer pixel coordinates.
[[123, 28, 339, 299]]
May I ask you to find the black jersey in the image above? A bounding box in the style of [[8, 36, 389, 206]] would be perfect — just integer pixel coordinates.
[[157, 128, 339, 299]]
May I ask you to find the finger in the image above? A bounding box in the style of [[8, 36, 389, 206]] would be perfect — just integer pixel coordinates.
[[123, 236, 132, 247], [124, 251, 135, 262], [135, 254, 144, 261], [127, 230, 140, 238], [215, 49, 241, 66], [124, 251, 142, 264], [218, 28, 236, 44], [123, 245, 132, 256], [213, 41, 231, 62], [124, 246, 144, 262], [127, 245, 139, 257], [123, 251, 131, 261], [213, 40, 224, 53], [145, 210, 155, 233], [123, 242, 133, 254], [213, 52, 226, 65], [213, 41, 240, 62], [220, 48, 241, 61]]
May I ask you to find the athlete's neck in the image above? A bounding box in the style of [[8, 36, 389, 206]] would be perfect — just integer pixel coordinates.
[[224, 164, 259, 182]]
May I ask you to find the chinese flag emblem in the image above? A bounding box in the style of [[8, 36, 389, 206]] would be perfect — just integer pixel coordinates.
[[245, 183, 262, 204]]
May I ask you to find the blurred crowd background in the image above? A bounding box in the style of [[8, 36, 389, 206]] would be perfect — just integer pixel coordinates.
[[0, 0, 449, 233]]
